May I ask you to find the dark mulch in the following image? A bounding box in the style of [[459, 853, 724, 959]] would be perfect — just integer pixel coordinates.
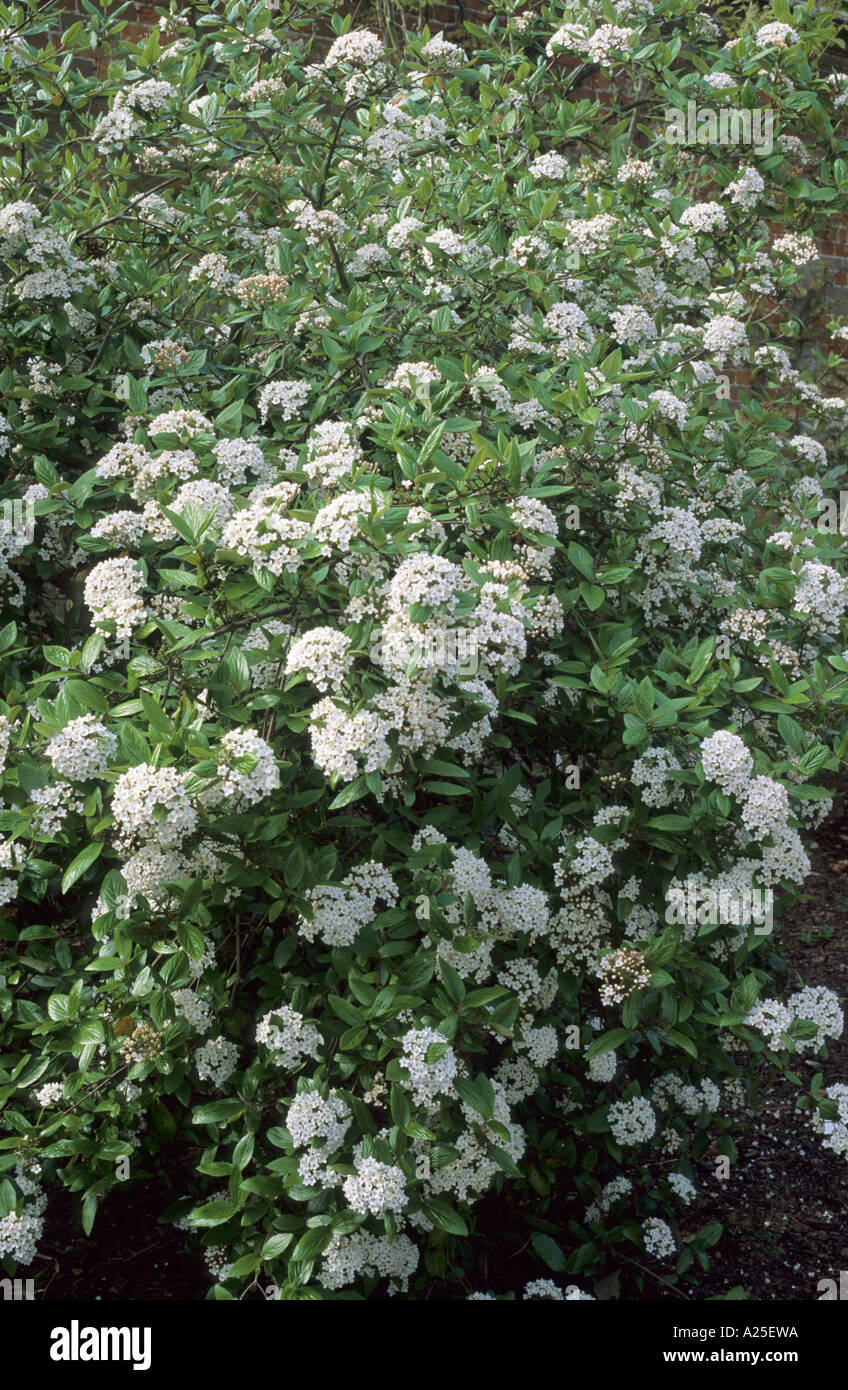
[[35, 1167, 209, 1301], [691, 797, 848, 1301]]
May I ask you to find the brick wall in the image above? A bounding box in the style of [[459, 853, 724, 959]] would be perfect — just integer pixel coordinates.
[[53, 0, 492, 46], [54, 0, 158, 48]]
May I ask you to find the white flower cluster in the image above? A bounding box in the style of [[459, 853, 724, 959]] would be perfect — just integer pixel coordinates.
[[112, 764, 197, 848], [285, 628, 352, 692], [421, 33, 465, 69], [83, 557, 146, 639], [304, 419, 363, 487], [213, 437, 268, 485], [547, 22, 636, 64], [298, 862, 397, 947], [607, 1095, 656, 1146], [322, 29, 384, 69], [256, 1005, 321, 1069], [702, 314, 749, 364], [257, 378, 310, 422], [586, 1047, 617, 1083], [739, 775, 790, 838], [585, 1175, 633, 1222], [211, 728, 279, 809], [383, 361, 440, 392], [755, 21, 799, 48], [530, 151, 569, 179], [173, 988, 213, 1034], [46, 715, 117, 782], [0, 1189, 47, 1264], [653, 1072, 721, 1117], [93, 95, 141, 152], [679, 201, 727, 235], [286, 1089, 351, 1184], [700, 732, 811, 885], [699, 729, 753, 796], [149, 408, 213, 439], [399, 1027, 457, 1104], [746, 985, 843, 1053], [320, 1229, 417, 1294], [312, 489, 372, 554], [668, 1172, 697, 1204], [194, 1036, 239, 1086], [309, 697, 392, 780], [561, 836, 615, 887], [596, 947, 652, 1007], [524, 1279, 565, 1300], [220, 481, 308, 576], [35, 1081, 64, 1106], [643, 1216, 675, 1259], [342, 1156, 408, 1216], [793, 561, 848, 635], [632, 747, 683, 807]]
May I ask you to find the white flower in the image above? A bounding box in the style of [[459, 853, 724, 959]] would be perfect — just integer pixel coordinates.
[[286, 1090, 350, 1153], [320, 1229, 417, 1294], [194, 1036, 239, 1085], [286, 628, 351, 692], [323, 29, 384, 69], [755, 21, 798, 48], [530, 151, 569, 179], [399, 1027, 457, 1104], [46, 715, 117, 781], [211, 729, 280, 809], [740, 776, 790, 838], [679, 202, 727, 235], [112, 764, 197, 847], [700, 730, 753, 797], [524, 1279, 565, 1300], [668, 1171, 697, 1204], [34, 1081, 64, 1106], [643, 1216, 675, 1258], [84, 557, 146, 639], [173, 988, 213, 1034], [343, 1157, 407, 1216], [256, 1005, 321, 1068], [298, 862, 397, 947], [257, 379, 310, 422], [607, 1096, 656, 1145], [794, 561, 847, 635]]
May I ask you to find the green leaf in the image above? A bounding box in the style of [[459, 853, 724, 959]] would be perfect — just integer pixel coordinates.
[[261, 1233, 294, 1260], [328, 776, 370, 810], [62, 842, 104, 894], [188, 1200, 240, 1227], [419, 1196, 468, 1235], [531, 1233, 567, 1272], [177, 920, 206, 961], [567, 541, 596, 581], [292, 1225, 333, 1261], [585, 1028, 630, 1060]]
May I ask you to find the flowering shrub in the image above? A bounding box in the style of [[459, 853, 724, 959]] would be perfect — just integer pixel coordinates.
[[2, 0, 848, 1299]]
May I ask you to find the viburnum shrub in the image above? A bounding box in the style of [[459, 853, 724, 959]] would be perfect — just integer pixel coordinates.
[[2, 0, 848, 1301]]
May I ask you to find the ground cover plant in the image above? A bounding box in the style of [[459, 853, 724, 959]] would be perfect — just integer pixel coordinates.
[[1, 0, 848, 1301]]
